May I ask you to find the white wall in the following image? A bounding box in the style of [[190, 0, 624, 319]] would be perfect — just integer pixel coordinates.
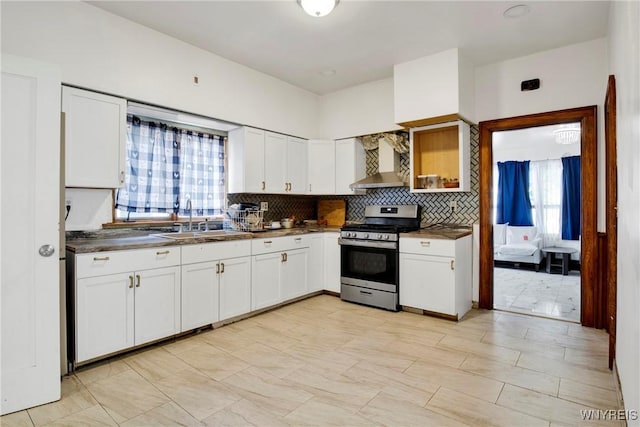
[[0, 1, 318, 139], [317, 77, 402, 140], [608, 2, 640, 423], [64, 189, 112, 231], [476, 38, 608, 232]]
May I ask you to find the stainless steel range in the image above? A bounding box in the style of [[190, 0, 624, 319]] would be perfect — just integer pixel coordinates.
[[339, 205, 420, 311]]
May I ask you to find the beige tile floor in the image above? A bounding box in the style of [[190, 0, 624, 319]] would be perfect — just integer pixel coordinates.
[[2, 295, 624, 426]]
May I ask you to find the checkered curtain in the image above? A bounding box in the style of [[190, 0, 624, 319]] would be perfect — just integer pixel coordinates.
[[116, 117, 180, 213], [177, 131, 225, 216], [116, 116, 225, 215]]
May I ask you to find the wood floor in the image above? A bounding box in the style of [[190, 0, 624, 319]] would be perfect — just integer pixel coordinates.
[[1, 295, 624, 426]]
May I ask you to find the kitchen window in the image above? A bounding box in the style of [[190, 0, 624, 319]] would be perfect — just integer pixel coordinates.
[[115, 115, 226, 221]]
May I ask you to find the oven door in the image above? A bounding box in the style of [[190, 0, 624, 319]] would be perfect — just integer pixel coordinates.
[[340, 240, 398, 292]]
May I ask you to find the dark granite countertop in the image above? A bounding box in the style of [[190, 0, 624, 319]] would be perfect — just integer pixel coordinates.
[[66, 226, 342, 254], [402, 226, 473, 240]]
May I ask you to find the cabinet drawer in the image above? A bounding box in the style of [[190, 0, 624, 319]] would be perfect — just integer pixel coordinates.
[[76, 247, 180, 278], [182, 240, 251, 264], [251, 235, 309, 255], [400, 237, 455, 257]]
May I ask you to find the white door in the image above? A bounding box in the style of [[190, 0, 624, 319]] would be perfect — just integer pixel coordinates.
[[286, 136, 307, 194], [1, 54, 61, 414], [76, 273, 134, 363], [251, 252, 282, 310], [219, 256, 251, 320], [181, 261, 219, 332], [134, 266, 181, 345], [281, 248, 308, 300], [264, 132, 287, 193]]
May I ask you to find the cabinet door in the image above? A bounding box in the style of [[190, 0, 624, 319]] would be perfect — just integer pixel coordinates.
[[219, 256, 252, 320], [399, 254, 455, 315], [244, 128, 267, 193], [251, 252, 282, 310], [76, 273, 134, 363], [307, 234, 324, 292], [62, 86, 126, 188], [181, 261, 219, 332], [323, 233, 341, 292], [264, 132, 287, 193], [134, 266, 181, 345], [307, 140, 335, 194], [281, 248, 308, 300], [335, 138, 366, 195], [286, 136, 308, 194]]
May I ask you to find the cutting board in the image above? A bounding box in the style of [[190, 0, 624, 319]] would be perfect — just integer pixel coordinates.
[[317, 199, 346, 227]]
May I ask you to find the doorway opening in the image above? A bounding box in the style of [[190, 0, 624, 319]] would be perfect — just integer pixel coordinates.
[[478, 106, 599, 327], [492, 123, 582, 322]]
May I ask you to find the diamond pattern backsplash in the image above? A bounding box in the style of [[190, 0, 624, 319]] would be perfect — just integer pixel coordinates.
[[229, 125, 480, 226]]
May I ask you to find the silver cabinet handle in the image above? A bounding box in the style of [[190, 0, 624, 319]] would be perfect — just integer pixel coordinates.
[[216, 263, 220, 274], [420, 241, 431, 247], [284, 252, 288, 262], [129, 275, 134, 289], [450, 260, 455, 270], [156, 250, 170, 255], [262, 181, 266, 190], [93, 256, 110, 261], [135, 274, 141, 287], [281, 253, 286, 263], [285, 183, 288, 191], [264, 240, 272, 244], [120, 171, 125, 183], [220, 262, 225, 273], [294, 237, 302, 242]]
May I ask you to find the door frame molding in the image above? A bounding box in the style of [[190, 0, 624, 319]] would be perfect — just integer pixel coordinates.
[[478, 106, 598, 327], [605, 75, 617, 367]]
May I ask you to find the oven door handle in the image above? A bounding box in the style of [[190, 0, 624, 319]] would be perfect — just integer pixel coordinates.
[[338, 238, 397, 250]]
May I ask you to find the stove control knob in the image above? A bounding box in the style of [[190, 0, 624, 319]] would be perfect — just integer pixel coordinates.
[[377, 234, 384, 240], [350, 232, 356, 238], [384, 235, 390, 240], [363, 233, 369, 239]]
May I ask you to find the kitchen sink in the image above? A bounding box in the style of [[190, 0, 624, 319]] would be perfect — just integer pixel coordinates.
[[154, 230, 248, 240]]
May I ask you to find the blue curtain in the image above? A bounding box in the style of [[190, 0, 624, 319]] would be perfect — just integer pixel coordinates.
[[561, 156, 581, 240], [497, 161, 534, 226]]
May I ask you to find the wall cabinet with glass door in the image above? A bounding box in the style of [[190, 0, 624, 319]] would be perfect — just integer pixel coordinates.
[[409, 120, 470, 193]]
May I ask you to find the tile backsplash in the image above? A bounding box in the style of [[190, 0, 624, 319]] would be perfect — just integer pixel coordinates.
[[229, 125, 479, 226]]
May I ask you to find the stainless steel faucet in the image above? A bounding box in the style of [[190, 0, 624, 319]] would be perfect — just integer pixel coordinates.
[[186, 198, 193, 231]]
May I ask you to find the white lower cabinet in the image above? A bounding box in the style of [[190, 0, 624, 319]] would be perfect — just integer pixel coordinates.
[[181, 240, 252, 330], [323, 232, 341, 293], [399, 235, 472, 319], [251, 236, 309, 310], [308, 233, 324, 292], [73, 246, 181, 364]]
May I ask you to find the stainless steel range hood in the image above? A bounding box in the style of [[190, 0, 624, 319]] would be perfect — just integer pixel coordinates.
[[350, 137, 407, 190]]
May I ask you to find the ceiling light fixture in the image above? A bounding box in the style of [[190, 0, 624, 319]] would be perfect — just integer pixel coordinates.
[[503, 4, 530, 19], [554, 128, 580, 145], [298, 0, 339, 17]]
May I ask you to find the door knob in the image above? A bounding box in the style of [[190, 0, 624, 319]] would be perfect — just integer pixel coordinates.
[[38, 244, 55, 257]]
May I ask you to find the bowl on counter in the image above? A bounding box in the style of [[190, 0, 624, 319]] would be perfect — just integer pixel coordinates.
[[281, 218, 294, 229], [269, 221, 281, 229]]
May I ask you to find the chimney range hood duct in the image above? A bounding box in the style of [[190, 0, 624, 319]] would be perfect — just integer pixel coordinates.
[[350, 135, 408, 190]]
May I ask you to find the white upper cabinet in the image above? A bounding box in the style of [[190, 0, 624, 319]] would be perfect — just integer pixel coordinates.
[[264, 131, 287, 193], [335, 138, 366, 195], [228, 127, 266, 193], [286, 136, 308, 194], [307, 139, 336, 194], [62, 86, 127, 188], [228, 127, 307, 194], [394, 48, 475, 128]]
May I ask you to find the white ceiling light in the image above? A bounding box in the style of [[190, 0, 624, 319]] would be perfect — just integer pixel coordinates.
[[298, 0, 339, 17], [554, 128, 580, 145]]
